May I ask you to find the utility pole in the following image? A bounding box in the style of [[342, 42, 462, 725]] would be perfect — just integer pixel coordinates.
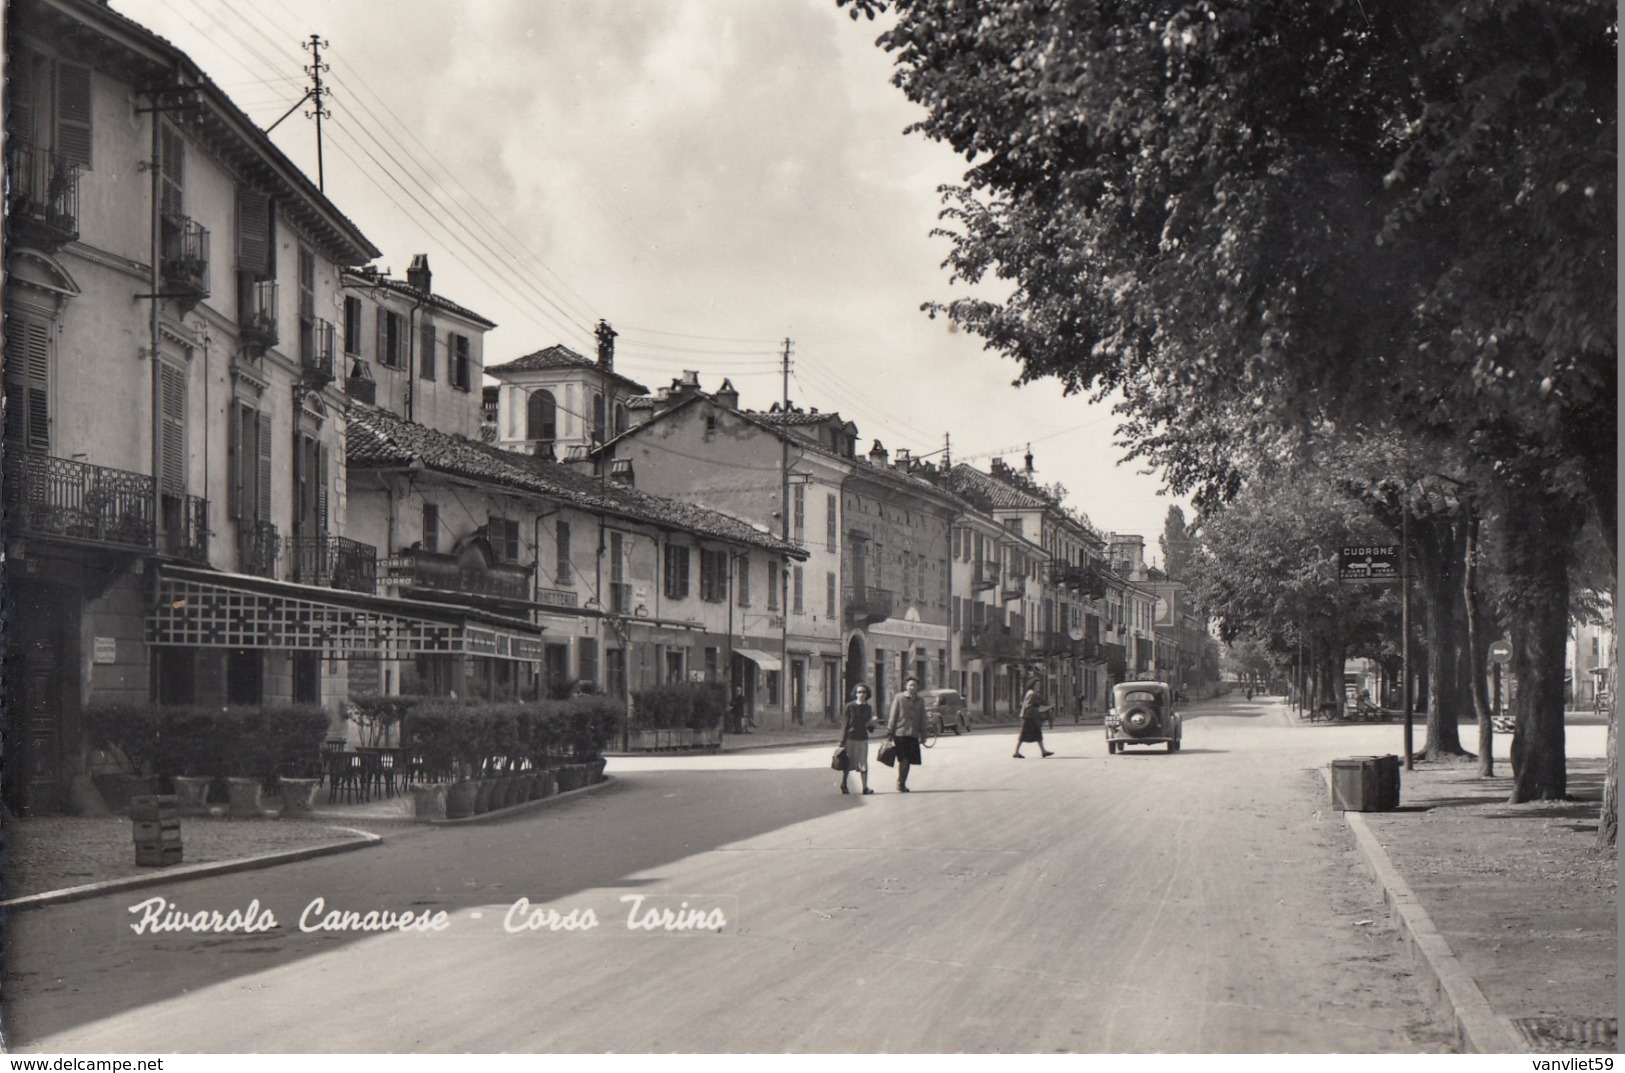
[[303, 35, 331, 192], [780, 337, 793, 726]]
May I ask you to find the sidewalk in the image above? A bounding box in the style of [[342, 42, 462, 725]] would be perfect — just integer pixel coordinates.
[[3, 704, 1616, 1054]]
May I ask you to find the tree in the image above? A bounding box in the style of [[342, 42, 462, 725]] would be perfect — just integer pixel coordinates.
[[840, 0, 1615, 802], [1159, 506, 1196, 581]]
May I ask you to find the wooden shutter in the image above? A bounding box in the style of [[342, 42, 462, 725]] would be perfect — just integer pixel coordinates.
[[793, 565, 804, 613], [256, 410, 273, 523], [375, 307, 387, 365], [55, 62, 92, 169], [159, 125, 184, 217], [237, 189, 273, 278], [3, 314, 52, 452], [227, 403, 242, 518], [159, 362, 186, 496], [555, 519, 571, 583], [422, 502, 439, 554], [316, 442, 329, 532], [12, 49, 36, 149], [419, 320, 436, 379], [827, 572, 836, 619]]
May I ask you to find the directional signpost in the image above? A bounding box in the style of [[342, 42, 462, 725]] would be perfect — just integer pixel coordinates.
[[1339, 545, 1401, 582]]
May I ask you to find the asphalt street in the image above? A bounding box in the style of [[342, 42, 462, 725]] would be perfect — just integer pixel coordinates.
[[7, 695, 1465, 1052]]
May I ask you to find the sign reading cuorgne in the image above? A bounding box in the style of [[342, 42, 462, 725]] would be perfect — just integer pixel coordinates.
[[1338, 545, 1401, 581]]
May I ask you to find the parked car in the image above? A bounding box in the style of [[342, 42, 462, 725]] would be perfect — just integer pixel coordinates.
[[1105, 681, 1182, 753], [922, 688, 970, 737]]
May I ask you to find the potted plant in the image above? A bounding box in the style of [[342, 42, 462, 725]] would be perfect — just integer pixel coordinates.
[[266, 704, 331, 814], [83, 701, 161, 812], [222, 707, 273, 817]]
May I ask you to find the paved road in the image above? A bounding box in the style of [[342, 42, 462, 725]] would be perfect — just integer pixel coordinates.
[[8, 696, 1466, 1052]]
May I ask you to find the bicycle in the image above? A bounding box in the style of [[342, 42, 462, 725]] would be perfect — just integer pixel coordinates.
[[922, 715, 941, 749]]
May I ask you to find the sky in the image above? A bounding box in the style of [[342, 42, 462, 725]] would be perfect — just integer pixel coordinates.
[[112, 0, 1188, 557]]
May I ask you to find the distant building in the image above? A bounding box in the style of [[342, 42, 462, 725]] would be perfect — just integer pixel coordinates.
[[485, 322, 648, 461]]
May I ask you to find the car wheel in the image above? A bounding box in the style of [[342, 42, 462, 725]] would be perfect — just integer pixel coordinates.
[[1166, 739, 1177, 753], [1106, 739, 1116, 755]]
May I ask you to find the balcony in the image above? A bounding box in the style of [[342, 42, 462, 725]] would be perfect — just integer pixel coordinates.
[[1035, 630, 1080, 656], [842, 585, 893, 627], [966, 627, 1028, 662], [1046, 562, 1088, 589], [1000, 579, 1026, 602], [236, 519, 280, 578], [972, 560, 1000, 591], [237, 275, 279, 353], [300, 318, 336, 389], [161, 494, 210, 563], [346, 360, 377, 404], [2, 452, 154, 550], [379, 546, 532, 601], [160, 213, 211, 305], [288, 534, 377, 593], [1100, 641, 1128, 671], [6, 144, 79, 250]]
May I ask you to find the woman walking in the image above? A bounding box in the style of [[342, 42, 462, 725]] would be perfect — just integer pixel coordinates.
[[1014, 681, 1055, 759], [886, 676, 928, 791], [838, 683, 875, 794]]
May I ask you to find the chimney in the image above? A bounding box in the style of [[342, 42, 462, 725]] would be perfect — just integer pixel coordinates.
[[595, 319, 617, 370], [715, 378, 739, 410], [406, 254, 432, 294], [895, 447, 912, 468], [869, 439, 888, 466], [1024, 445, 1035, 474]]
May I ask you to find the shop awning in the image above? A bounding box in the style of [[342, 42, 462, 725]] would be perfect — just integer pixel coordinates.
[[147, 564, 544, 661], [733, 648, 783, 672]]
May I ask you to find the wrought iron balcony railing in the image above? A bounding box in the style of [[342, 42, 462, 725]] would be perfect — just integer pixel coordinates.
[[236, 519, 281, 578], [5, 144, 79, 249], [965, 627, 1028, 661], [842, 585, 893, 627], [2, 452, 155, 550], [300, 317, 336, 388], [237, 275, 279, 352], [160, 213, 211, 301], [379, 546, 532, 601], [288, 534, 377, 593]]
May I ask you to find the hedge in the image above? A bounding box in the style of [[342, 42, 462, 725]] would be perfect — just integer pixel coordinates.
[[407, 697, 622, 780], [83, 702, 332, 782]]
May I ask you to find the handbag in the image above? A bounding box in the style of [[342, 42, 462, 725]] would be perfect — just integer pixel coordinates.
[[831, 746, 848, 772], [876, 741, 897, 768]]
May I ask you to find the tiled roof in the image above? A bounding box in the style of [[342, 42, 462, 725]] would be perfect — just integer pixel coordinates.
[[745, 408, 848, 428], [350, 271, 497, 329], [948, 463, 1051, 511], [485, 345, 650, 395], [347, 405, 804, 557]]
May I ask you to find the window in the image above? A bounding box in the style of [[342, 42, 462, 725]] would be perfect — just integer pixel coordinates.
[[235, 186, 275, 294], [736, 554, 751, 607], [767, 559, 780, 612], [298, 246, 317, 365], [376, 308, 403, 368], [422, 502, 440, 554], [3, 309, 52, 452], [527, 390, 557, 443], [663, 543, 690, 600], [826, 493, 838, 550], [343, 296, 363, 355], [228, 401, 272, 522], [489, 516, 521, 562], [614, 402, 628, 437], [792, 565, 804, 615], [826, 572, 836, 619], [294, 433, 329, 540], [700, 548, 728, 603], [918, 557, 927, 604], [793, 484, 805, 544], [592, 393, 606, 443], [419, 320, 437, 379], [13, 52, 92, 168], [555, 519, 572, 584], [449, 333, 471, 391]]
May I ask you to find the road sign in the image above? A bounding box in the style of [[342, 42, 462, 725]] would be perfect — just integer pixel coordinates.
[[1339, 544, 1400, 581], [1489, 639, 1512, 665]]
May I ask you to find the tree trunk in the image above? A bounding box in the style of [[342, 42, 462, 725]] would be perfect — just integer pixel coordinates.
[[1462, 512, 1495, 776], [1599, 625, 1617, 849], [1502, 485, 1580, 803], [1415, 514, 1471, 758]]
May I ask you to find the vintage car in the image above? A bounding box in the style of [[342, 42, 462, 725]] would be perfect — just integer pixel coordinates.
[[922, 688, 971, 737], [1105, 681, 1182, 753]]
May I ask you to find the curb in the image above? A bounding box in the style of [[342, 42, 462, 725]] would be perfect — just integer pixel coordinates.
[[426, 775, 614, 826], [0, 827, 384, 914], [1319, 768, 1527, 1053]]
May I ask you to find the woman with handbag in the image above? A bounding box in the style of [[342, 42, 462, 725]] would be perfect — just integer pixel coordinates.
[[838, 683, 875, 794], [885, 676, 927, 792], [1014, 681, 1055, 759]]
